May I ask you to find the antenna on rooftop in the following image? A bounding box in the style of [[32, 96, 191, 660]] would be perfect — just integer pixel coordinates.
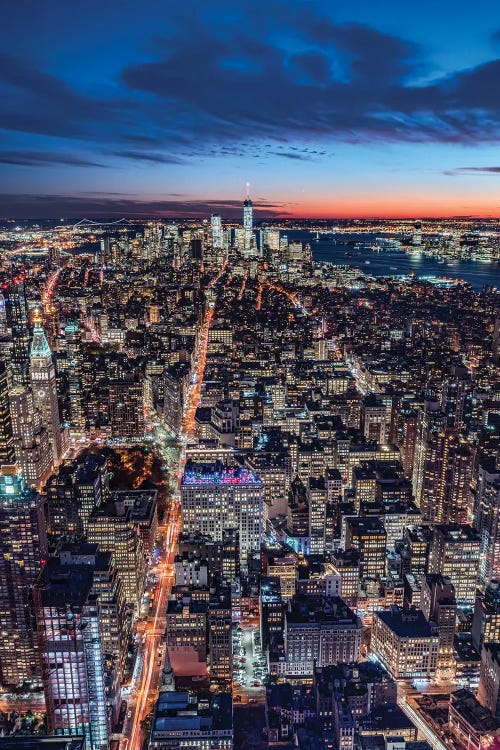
[[246, 181, 250, 199]]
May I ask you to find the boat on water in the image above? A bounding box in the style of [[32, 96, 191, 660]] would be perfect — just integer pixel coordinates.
[[365, 260, 371, 264], [390, 266, 397, 270]]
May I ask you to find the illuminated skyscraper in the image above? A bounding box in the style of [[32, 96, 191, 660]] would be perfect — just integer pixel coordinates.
[[412, 399, 446, 522], [180, 461, 263, 570], [413, 400, 473, 524], [9, 385, 53, 486], [34, 560, 109, 750], [475, 465, 500, 586], [0, 464, 47, 687], [412, 220, 422, 247], [243, 190, 253, 256], [64, 319, 85, 433], [211, 213, 223, 248], [29, 320, 63, 464], [0, 359, 15, 466], [2, 277, 30, 386]]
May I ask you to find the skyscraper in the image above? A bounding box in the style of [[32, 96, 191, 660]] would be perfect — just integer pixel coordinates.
[[412, 400, 472, 524], [2, 277, 30, 386], [475, 465, 500, 586], [33, 560, 109, 750], [0, 359, 15, 466], [9, 385, 53, 486], [46, 454, 109, 536], [412, 399, 446, 521], [29, 320, 63, 463], [211, 213, 223, 248], [0, 464, 47, 687], [180, 461, 263, 569], [243, 192, 253, 256], [64, 319, 85, 433]]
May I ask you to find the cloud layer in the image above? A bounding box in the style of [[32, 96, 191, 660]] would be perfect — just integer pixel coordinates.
[[0, 6, 499, 171]]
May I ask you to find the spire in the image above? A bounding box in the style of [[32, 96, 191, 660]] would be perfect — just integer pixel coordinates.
[[30, 322, 52, 359], [160, 646, 175, 692]]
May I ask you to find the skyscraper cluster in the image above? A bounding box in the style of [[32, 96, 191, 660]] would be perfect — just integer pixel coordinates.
[[0, 202, 498, 750]]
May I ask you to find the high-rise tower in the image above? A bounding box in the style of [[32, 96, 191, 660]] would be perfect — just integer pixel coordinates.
[[0, 464, 47, 687], [2, 277, 31, 386], [29, 319, 63, 464], [243, 185, 253, 256], [0, 359, 15, 467], [9, 385, 53, 486], [34, 560, 109, 749], [211, 213, 223, 249]]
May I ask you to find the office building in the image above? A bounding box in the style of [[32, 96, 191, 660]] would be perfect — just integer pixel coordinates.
[[243, 195, 253, 257], [87, 499, 146, 608], [372, 606, 439, 679], [478, 643, 500, 720], [0, 465, 47, 687], [285, 595, 362, 676], [308, 475, 328, 555], [33, 561, 109, 750], [420, 574, 457, 675], [0, 360, 15, 465], [46, 454, 109, 536], [165, 595, 208, 662], [208, 588, 232, 685], [211, 214, 223, 249], [2, 278, 30, 386], [475, 465, 500, 586], [9, 386, 52, 486], [149, 691, 233, 750], [180, 461, 263, 569], [428, 525, 481, 608], [58, 542, 130, 683], [343, 517, 387, 578], [108, 375, 145, 438], [472, 580, 500, 652], [29, 321, 63, 464]]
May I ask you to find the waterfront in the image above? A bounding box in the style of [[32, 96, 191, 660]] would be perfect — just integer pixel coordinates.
[[288, 231, 500, 291]]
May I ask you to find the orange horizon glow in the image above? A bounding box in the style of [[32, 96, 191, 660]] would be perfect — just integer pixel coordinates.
[[270, 191, 500, 220]]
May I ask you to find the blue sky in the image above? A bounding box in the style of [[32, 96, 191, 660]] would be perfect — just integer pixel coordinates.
[[0, 0, 499, 218]]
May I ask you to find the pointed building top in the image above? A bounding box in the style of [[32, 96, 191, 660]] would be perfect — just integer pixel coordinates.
[[161, 646, 175, 692], [30, 322, 52, 359]]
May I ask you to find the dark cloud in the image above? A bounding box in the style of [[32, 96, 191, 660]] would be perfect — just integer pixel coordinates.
[[0, 193, 291, 220], [269, 151, 315, 161], [121, 20, 500, 146], [0, 5, 499, 173], [445, 166, 500, 175], [110, 150, 186, 164], [0, 53, 121, 139], [0, 150, 106, 167], [289, 52, 331, 84]]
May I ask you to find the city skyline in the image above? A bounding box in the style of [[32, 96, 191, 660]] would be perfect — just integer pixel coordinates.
[[1, 0, 499, 219]]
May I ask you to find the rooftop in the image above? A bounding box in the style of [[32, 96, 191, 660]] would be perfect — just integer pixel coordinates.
[[181, 460, 262, 486], [375, 606, 437, 638]]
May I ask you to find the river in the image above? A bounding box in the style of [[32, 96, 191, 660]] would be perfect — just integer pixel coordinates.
[[285, 231, 500, 291]]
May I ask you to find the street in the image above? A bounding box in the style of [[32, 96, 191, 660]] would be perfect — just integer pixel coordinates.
[[124, 499, 181, 750]]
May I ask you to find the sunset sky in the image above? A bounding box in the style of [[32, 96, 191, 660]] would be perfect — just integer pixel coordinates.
[[0, 0, 499, 219]]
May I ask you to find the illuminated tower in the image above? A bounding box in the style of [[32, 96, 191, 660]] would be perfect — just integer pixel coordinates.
[[0, 464, 47, 687], [412, 399, 446, 522], [412, 220, 422, 247], [2, 277, 30, 386], [34, 560, 109, 750], [65, 319, 85, 433], [9, 385, 53, 486], [29, 319, 63, 464], [211, 213, 223, 248], [243, 185, 253, 257], [0, 359, 15, 466]]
